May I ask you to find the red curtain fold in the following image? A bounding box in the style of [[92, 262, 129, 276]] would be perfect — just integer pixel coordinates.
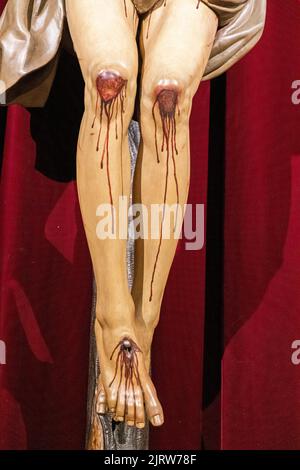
[[0, 0, 94, 450], [0, 105, 93, 451], [0, 0, 93, 442], [223, 0, 300, 450]]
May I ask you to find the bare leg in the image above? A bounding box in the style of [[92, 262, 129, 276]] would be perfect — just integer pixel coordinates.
[[132, 0, 218, 358], [66, 0, 162, 429]]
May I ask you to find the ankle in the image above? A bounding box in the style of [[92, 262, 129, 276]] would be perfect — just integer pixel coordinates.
[[136, 303, 161, 332], [96, 299, 135, 331]]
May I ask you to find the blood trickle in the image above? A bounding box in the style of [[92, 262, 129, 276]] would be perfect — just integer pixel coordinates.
[[124, 0, 128, 17], [149, 89, 179, 302], [109, 338, 142, 412], [92, 72, 127, 232]]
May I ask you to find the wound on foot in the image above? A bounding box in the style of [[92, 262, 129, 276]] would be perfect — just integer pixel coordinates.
[[109, 338, 142, 402], [150, 87, 180, 302], [92, 71, 128, 228]]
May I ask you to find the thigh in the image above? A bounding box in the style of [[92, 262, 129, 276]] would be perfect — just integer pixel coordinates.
[[66, 0, 139, 80], [140, 0, 218, 94]]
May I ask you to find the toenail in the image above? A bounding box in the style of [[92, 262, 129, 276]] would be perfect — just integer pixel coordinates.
[[136, 423, 145, 429], [97, 404, 106, 415], [127, 421, 135, 427], [114, 416, 124, 422], [152, 415, 163, 426]]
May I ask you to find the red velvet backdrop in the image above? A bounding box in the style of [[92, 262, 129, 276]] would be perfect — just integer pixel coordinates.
[[0, 0, 93, 450], [223, 0, 300, 450], [1, 0, 300, 450]]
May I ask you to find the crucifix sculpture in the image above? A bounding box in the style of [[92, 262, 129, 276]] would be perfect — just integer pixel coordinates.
[[0, 0, 266, 444]]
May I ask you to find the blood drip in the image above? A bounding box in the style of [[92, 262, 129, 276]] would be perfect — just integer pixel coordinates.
[[147, 0, 166, 39], [124, 0, 128, 17], [92, 73, 128, 233], [149, 89, 179, 302], [109, 338, 142, 411]]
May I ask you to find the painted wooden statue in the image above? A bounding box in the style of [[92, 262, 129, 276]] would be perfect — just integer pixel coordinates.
[[0, 0, 266, 439]]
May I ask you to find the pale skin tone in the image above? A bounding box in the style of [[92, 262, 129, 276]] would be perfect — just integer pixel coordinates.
[[66, 0, 217, 429]]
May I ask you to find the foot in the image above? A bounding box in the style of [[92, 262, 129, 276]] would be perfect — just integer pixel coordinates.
[[95, 320, 164, 429]]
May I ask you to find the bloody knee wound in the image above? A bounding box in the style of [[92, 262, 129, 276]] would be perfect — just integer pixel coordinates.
[[96, 70, 126, 103], [92, 70, 128, 218], [156, 88, 179, 118], [150, 85, 180, 302]]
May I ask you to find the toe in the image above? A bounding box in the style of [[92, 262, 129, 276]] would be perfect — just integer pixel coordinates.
[[134, 386, 145, 429], [114, 384, 126, 422], [142, 378, 164, 427], [96, 379, 107, 415], [125, 385, 135, 427], [107, 384, 118, 415]]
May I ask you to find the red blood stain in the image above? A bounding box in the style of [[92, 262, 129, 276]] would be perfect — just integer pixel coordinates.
[[109, 338, 142, 412], [150, 88, 180, 302], [92, 72, 128, 232]]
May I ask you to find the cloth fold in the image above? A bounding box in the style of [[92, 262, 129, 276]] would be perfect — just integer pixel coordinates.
[[0, 0, 266, 106]]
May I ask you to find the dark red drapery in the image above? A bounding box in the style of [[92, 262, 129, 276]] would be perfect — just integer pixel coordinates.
[[223, 0, 300, 450], [1, 0, 300, 450], [0, 0, 93, 451]]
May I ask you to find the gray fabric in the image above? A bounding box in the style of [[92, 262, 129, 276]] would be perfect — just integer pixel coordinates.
[[86, 121, 149, 451]]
